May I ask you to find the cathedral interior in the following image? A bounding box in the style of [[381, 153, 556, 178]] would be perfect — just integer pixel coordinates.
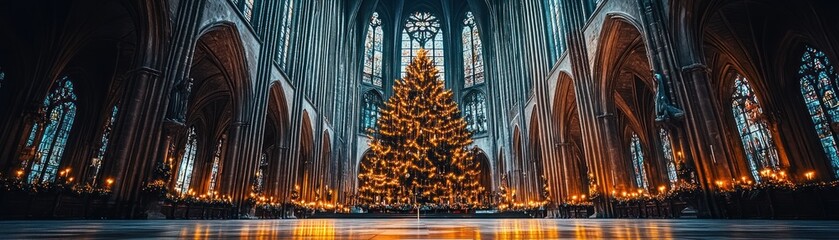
[[2, 0, 839, 225]]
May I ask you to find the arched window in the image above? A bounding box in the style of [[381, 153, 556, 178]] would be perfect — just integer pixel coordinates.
[[244, 0, 256, 21], [90, 105, 118, 185], [462, 12, 484, 88], [659, 128, 678, 187], [276, 0, 295, 68], [544, 0, 565, 62], [463, 91, 487, 133], [24, 76, 77, 184], [629, 132, 648, 189], [401, 12, 444, 81], [363, 12, 384, 87], [360, 91, 382, 132], [731, 74, 779, 181], [176, 127, 198, 194], [207, 137, 224, 194], [799, 46, 839, 177]]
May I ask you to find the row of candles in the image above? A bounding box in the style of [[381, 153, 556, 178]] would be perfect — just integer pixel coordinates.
[[713, 169, 817, 191], [14, 167, 115, 189]]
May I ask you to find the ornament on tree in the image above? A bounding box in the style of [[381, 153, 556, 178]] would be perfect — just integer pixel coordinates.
[[358, 49, 481, 206]]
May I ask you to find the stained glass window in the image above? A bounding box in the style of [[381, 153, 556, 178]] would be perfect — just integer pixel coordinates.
[[276, 0, 295, 68], [176, 127, 198, 194], [463, 91, 487, 133], [462, 12, 484, 88], [360, 91, 382, 133], [799, 46, 839, 177], [659, 128, 678, 187], [545, 0, 565, 62], [90, 105, 118, 185], [25, 76, 77, 183], [243, 0, 255, 21], [363, 12, 384, 87], [629, 132, 648, 189], [731, 74, 779, 181], [208, 138, 223, 194], [401, 12, 445, 81]]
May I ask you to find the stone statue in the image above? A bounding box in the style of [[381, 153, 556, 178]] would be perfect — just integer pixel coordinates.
[[167, 77, 193, 123], [654, 73, 685, 123]]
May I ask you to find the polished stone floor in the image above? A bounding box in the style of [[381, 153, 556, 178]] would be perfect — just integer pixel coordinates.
[[1, 218, 837, 239]]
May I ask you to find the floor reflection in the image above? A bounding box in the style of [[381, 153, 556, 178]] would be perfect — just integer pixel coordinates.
[[0, 218, 837, 239]]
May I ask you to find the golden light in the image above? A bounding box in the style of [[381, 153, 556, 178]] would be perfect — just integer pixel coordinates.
[[16, 170, 23, 178], [658, 185, 666, 193], [106, 178, 115, 187], [715, 180, 725, 188], [805, 171, 815, 180]]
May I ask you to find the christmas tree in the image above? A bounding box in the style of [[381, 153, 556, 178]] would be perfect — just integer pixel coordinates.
[[358, 49, 481, 207]]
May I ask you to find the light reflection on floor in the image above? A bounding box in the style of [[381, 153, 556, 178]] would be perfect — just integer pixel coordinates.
[[0, 218, 837, 239]]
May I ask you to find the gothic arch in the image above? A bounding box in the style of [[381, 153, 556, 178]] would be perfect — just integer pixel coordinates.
[[550, 72, 587, 200], [511, 125, 523, 201], [261, 82, 290, 196], [472, 148, 492, 204], [297, 110, 315, 202], [592, 14, 662, 189], [696, 1, 839, 181], [317, 131, 333, 203], [192, 23, 253, 123], [528, 110, 544, 201]]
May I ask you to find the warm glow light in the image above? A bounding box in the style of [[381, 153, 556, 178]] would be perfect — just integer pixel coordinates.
[[805, 171, 815, 180], [16, 170, 23, 178], [106, 178, 115, 187]]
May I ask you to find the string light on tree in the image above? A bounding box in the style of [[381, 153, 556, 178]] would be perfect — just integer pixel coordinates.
[[358, 49, 481, 207]]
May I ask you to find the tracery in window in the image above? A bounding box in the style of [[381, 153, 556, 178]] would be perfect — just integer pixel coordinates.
[[463, 91, 487, 134], [363, 12, 384, 87], [176, 127, 198, 194], [208, 137, 224, 194], [462, 12, 484, 88], [545, 0, 566, 62], [659, 128, 677, 187], [360, 90, 383, 133], [276, 0, 295, 68], [799, 46, 839, 177], [90, 105, 118, 185], [401, 12, 445, 81], [24, 76, 77, 184], [629, 132, 648, 189], [243, 0, 255, 21], [731, 74, 779, 181]]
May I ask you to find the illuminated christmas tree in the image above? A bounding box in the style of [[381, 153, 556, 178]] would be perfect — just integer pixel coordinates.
[[358, 49, 481, 206]]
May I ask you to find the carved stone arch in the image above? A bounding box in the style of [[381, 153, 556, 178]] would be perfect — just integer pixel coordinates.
[[511, 125, 524, 201], [267, 82, 291, 145], [193, 22, 253, 123], [318, 130, 333, 202], [472, 148, 493, 203], [593, 13, 654, 111], [297, 110, 315, 201], [527, 109, 544, 201]]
